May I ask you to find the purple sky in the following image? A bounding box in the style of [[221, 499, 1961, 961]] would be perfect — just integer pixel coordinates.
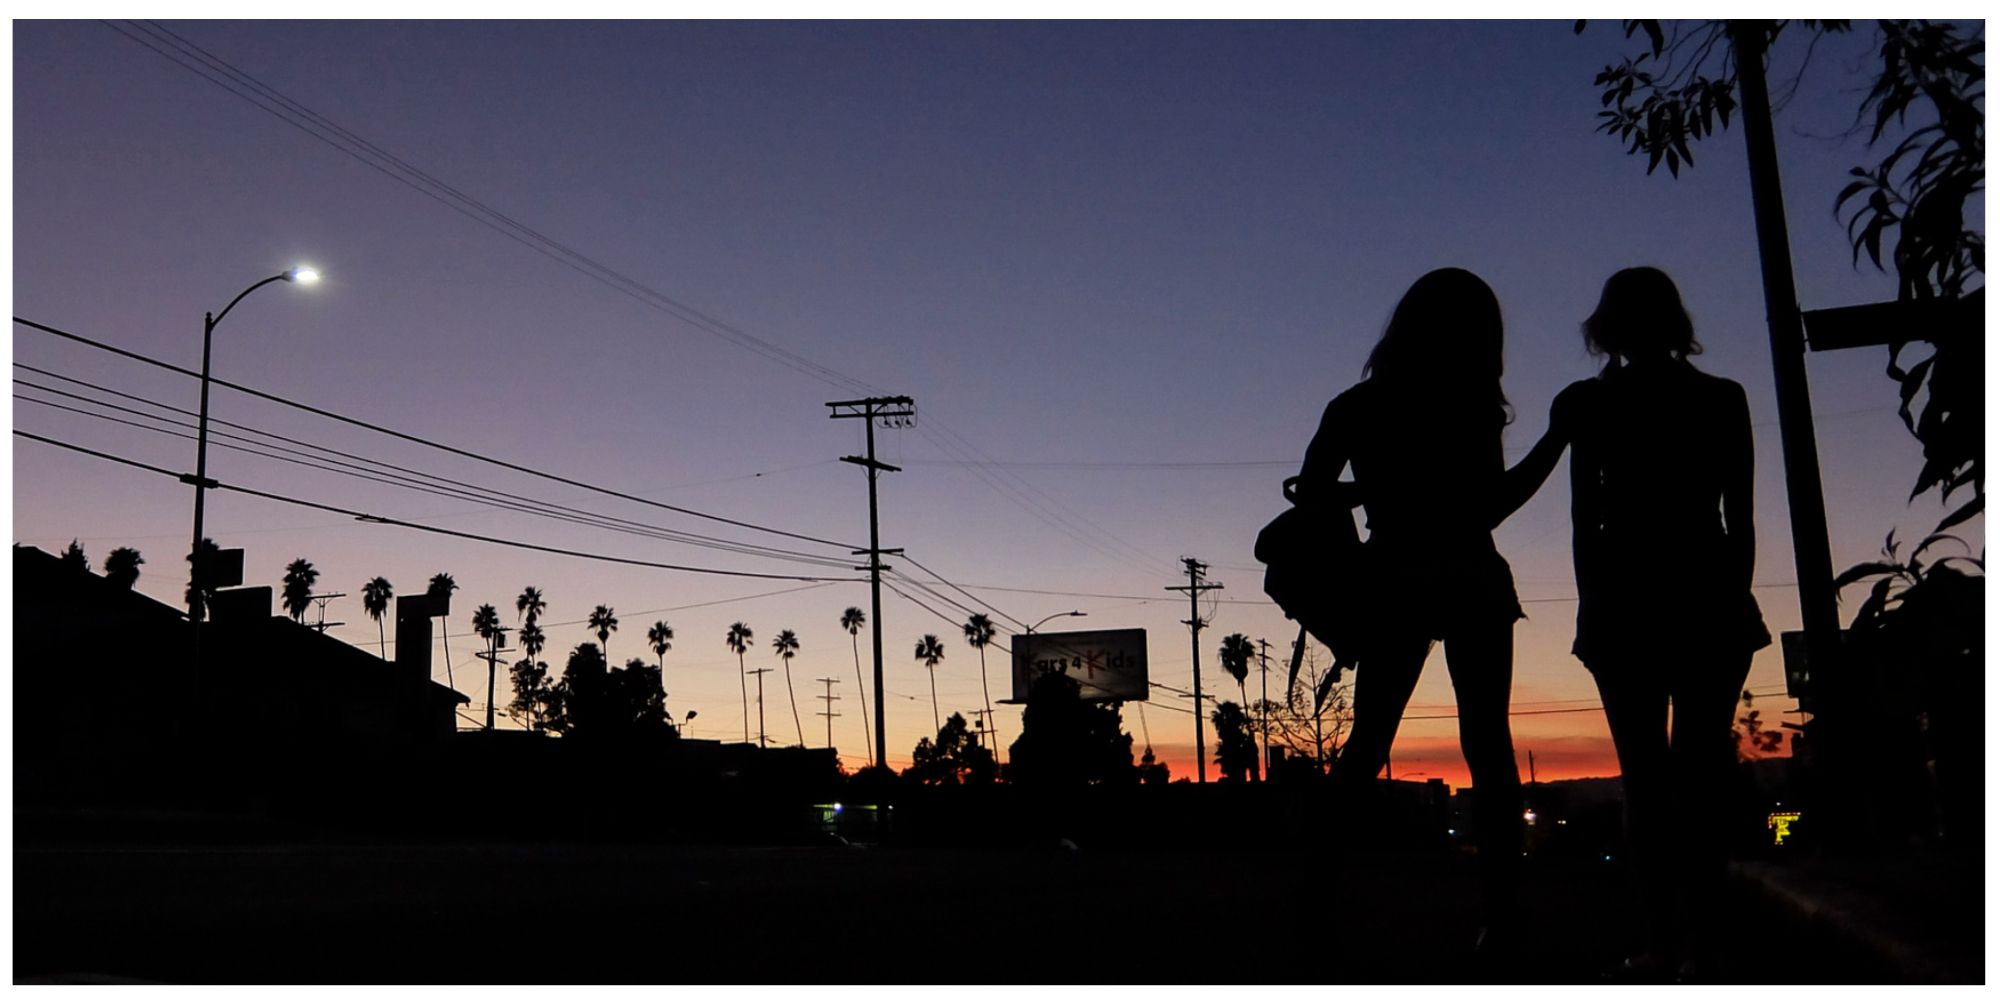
[[12, 21, 1976, 780]]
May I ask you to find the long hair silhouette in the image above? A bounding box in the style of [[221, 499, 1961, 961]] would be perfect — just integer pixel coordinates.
[[1364, 266, 1511, 422]]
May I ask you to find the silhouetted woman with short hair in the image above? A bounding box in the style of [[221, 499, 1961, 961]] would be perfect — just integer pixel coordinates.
[[1562, 266, 1769, 977], [1299, 267, 1569, 946]]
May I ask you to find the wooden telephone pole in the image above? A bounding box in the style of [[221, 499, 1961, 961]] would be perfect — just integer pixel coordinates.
[[827, 395, 915, 771]]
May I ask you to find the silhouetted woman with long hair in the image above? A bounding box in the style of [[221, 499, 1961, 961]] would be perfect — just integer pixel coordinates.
[[1563, 267, 1768, 977], [1300, 268, 1568, 946]]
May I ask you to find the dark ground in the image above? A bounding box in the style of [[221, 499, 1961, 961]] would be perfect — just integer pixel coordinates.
[[15, 821, 1897, 984]]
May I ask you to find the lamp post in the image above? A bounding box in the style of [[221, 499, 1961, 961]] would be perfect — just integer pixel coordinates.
[[186, 266, 319, 622], [1024, 610, 1086, 634]]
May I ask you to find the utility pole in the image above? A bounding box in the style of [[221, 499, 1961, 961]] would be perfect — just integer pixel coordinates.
[[1166, 558, 1221, 783], [748, 667, 773, 747], [308, 592, 346, 634], [817, 676, 841, 750], [969, 708, 996, 753], [1729, 22, 1843, 721], [1257, 637, 1271, 783], [474, 628, 509, 731], [827, 395, 915, 773]]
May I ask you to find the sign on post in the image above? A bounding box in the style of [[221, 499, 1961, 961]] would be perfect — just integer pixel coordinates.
[[1010, 628, 1148, 703]]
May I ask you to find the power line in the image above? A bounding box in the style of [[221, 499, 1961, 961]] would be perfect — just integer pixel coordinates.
[[14, 376, 857, 571], [103, 19, 880, 399], [14, 316, 857, 551], [894, 552, 1029, 631], [96, 21, 1182, 594], [14, 429, 863, 584]]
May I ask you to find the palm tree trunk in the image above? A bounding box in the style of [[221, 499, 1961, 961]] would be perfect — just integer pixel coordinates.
[[377, 619, 386, 658], [979, 648, 998, 755], [850, 634, 873, 766], [439, 620, 454, 689], [738, 653, 749, 743], [784, 658, 805, 747], [928, 667, 940, 734], [485, 635, 498, 730]]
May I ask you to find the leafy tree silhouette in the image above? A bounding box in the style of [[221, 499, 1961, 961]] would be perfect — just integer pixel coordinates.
[[280, 557, 319, 622], [914, 634, 946, 734], [1137, 745, 1171, 786], [906, 712, 998, 786], [1582, 18, 1983, 532], [1211, 700, 1260, 782], [1007, 669, 1135, 789], [1253, 642, 1353, 775], [840, 606, 872, 764], [361, 576, 393, 657], [1733, 690, 1785, 760], [60, 539, 89, 573], [537, 643, 670, 740], [104, 547, 144, 590]]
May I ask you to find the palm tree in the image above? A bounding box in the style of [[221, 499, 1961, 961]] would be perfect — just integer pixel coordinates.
[[515, 585, 546, 625], [773, 629, 804, 747], [1219, 633, 1255, 706], [516, 619, 548, 729], [104, 547, 144, 590], [840, 606, 872, 765], [647, 619, 674, 693], [962, 613, 999, 754], [281, 557, 319, 623], [472, 603, 503, 730], [361, 576, 394, 657], [428, 573, 459, 688], [915, 634, 946, 734], [588, 605, 619, 662], [726, 622, 754, 744]]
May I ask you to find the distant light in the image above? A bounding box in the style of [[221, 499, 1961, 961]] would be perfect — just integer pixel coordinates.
[[832, 802, 843, 813], [288, 266, 321, 285], [1523, 809, 1538, 825], [1603, 854, 1614, 862]]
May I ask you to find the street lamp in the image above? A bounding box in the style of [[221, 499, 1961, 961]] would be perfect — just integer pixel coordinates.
[[1025, 610, 1086, 634], [186, 265, 319, 620]]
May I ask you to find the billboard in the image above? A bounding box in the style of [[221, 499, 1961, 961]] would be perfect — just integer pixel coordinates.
[[1010, 628, 1148, 703]]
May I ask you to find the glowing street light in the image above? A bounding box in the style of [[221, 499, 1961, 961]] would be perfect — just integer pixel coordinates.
[[186, 265, 320, 622]]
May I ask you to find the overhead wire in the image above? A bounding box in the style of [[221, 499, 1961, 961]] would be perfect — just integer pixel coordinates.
[[105, 19, 879, 399], [893, 551, 1029, 631], [99, 21, 1198, 593], [13, 372, 859, 570], [15, 316, 857, 551], [15, 429, 862, 583]]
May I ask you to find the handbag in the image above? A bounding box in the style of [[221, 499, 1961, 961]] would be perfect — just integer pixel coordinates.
[[1254, 475, 1368, 708]]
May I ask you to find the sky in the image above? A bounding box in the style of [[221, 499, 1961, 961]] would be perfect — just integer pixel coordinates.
[[10, 20, 1981, 785]]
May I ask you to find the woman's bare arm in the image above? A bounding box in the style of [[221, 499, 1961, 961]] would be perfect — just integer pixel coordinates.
[[1299, 393, 1361, 510], [1488, 382, 1584, 529]]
